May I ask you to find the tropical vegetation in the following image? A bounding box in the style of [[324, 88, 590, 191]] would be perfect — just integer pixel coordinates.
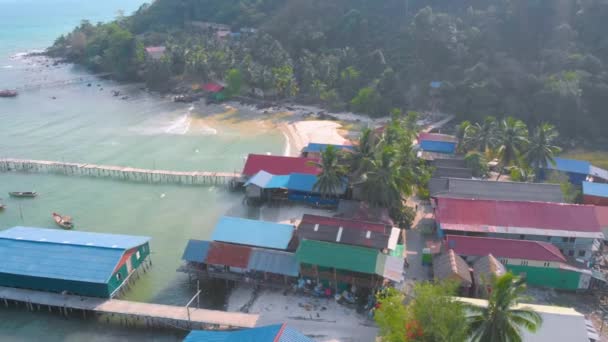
[[312, 111, 429, 228], [48, 0, 608, 144], [458, 117, 561, 181], [375, 274, 543, 342], [374, 281, 469, 342]]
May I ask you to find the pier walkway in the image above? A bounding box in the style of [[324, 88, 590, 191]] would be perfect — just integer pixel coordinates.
[[0, 286, 258, 329], [0, 158, 241, 186]]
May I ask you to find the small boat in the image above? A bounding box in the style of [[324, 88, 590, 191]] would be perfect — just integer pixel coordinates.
[[9, 191, 37, 198], [0, 203, 5, 210], [0, 89, 18, 98], [52, 212, 73, 230]]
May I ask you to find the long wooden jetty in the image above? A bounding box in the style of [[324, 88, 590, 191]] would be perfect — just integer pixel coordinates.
[[0, 286, 258, 330], [0, 158, 241, 186]]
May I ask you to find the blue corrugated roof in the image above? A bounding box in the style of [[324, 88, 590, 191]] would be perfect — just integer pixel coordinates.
[[280, 326, 316, 342], [303, 143, 355, 153], [211, 217, 294, 250], [583, 181, 608, 198], [0, 227, 150, 250], [244, 171, 290, 189], [419, 140, 456, 154], [182, 239, 211, 262], [286, 173, 347, 194], [248, 248, 299, 276], [184, 324, 314, 342], [548, 157, 591, 175], [267, 175, 290, 188], [0, 239, 124, 283]]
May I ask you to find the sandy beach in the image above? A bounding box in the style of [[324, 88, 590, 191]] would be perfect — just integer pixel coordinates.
[[184, 101, 362, 157], [227, 284, 378, 342]]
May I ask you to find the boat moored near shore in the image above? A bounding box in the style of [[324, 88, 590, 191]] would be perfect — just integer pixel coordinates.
[[0, 89, 18, 97]]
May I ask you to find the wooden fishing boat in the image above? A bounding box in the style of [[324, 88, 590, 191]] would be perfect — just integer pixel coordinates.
[[52, 212, 73, 230], [8, 191, 37, 198], [0, 89, 18, 98]]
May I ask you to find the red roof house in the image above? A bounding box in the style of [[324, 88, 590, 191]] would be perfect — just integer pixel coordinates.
[[242, 154, 320, 177], [202, 82, 224, 93], [445, 235, 567, 263], [205, 242, 252, 268], [436, 198, 603, 238]]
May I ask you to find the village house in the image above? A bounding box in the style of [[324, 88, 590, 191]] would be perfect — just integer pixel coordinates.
[[471, 254, 506, 297], [583, 181, 608, 206], [432, 249, 472, 292], [417, 132, 458, 155], [144, 46, 166, 60], [301, 142, 354, 159], [244, 171, 347, 206], [241, 154, 320, 180], [179, 217, 299, 288], [429, 178, 565, 203], [296, 214, 401, 252], [295, 239, 404, 291], [434, 198, 603, 261], [445, 235, 597, 291], [540, 157, 608, 185], [0, 226, 150, 298]]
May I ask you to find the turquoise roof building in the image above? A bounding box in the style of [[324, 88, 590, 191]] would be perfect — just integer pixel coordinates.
[[0, 227, 150, 298]]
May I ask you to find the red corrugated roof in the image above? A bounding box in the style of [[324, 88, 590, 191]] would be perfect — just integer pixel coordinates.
[[596, 206, 608, 228], [445, 235, 566, 263], [301, 214, 387, 233], [437, 198, 601, 233], [202, 83, 224, 93], [242, 154, 320, 177], [418, 132, 458, 143], [206, 242, 252, 268]]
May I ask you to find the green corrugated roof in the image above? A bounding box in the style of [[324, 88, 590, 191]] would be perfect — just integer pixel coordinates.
[[296, 239, 378, 274]]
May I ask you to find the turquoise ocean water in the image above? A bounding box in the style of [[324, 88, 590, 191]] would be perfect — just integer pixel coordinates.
[[0, 1, 283, 340]]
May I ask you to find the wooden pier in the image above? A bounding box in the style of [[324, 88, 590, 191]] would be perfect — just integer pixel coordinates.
[[0, 158, 241, 186], [0, 286, 258, 330]]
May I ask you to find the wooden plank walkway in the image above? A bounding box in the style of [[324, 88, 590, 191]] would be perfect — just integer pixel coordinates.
[[0, 158, 242, 186], [0, 286, 258, 329]]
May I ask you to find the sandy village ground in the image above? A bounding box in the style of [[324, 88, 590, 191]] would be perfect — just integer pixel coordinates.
[[184, 103, 608, 341]]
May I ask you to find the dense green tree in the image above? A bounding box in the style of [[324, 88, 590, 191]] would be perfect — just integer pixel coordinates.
[[272, 65, 298, 97], [350, 87, 383, 117], [225, 68, 243, 97], [468, 273, 543, 342], [50, 0, 608, 144], [464, 151, 489, 178], [375, 282, 469, 342]]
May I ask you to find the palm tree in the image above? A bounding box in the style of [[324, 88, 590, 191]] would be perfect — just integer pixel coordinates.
[[347, 128, 379, 179], [310, 146, 347, 199], [495, 117, 529, 180], [357, 146, 410, 209], [455, 120, 472, 153], [468, 273, 543, 342], [465, 116, 498, 154], [525, 123, 562, 181]]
